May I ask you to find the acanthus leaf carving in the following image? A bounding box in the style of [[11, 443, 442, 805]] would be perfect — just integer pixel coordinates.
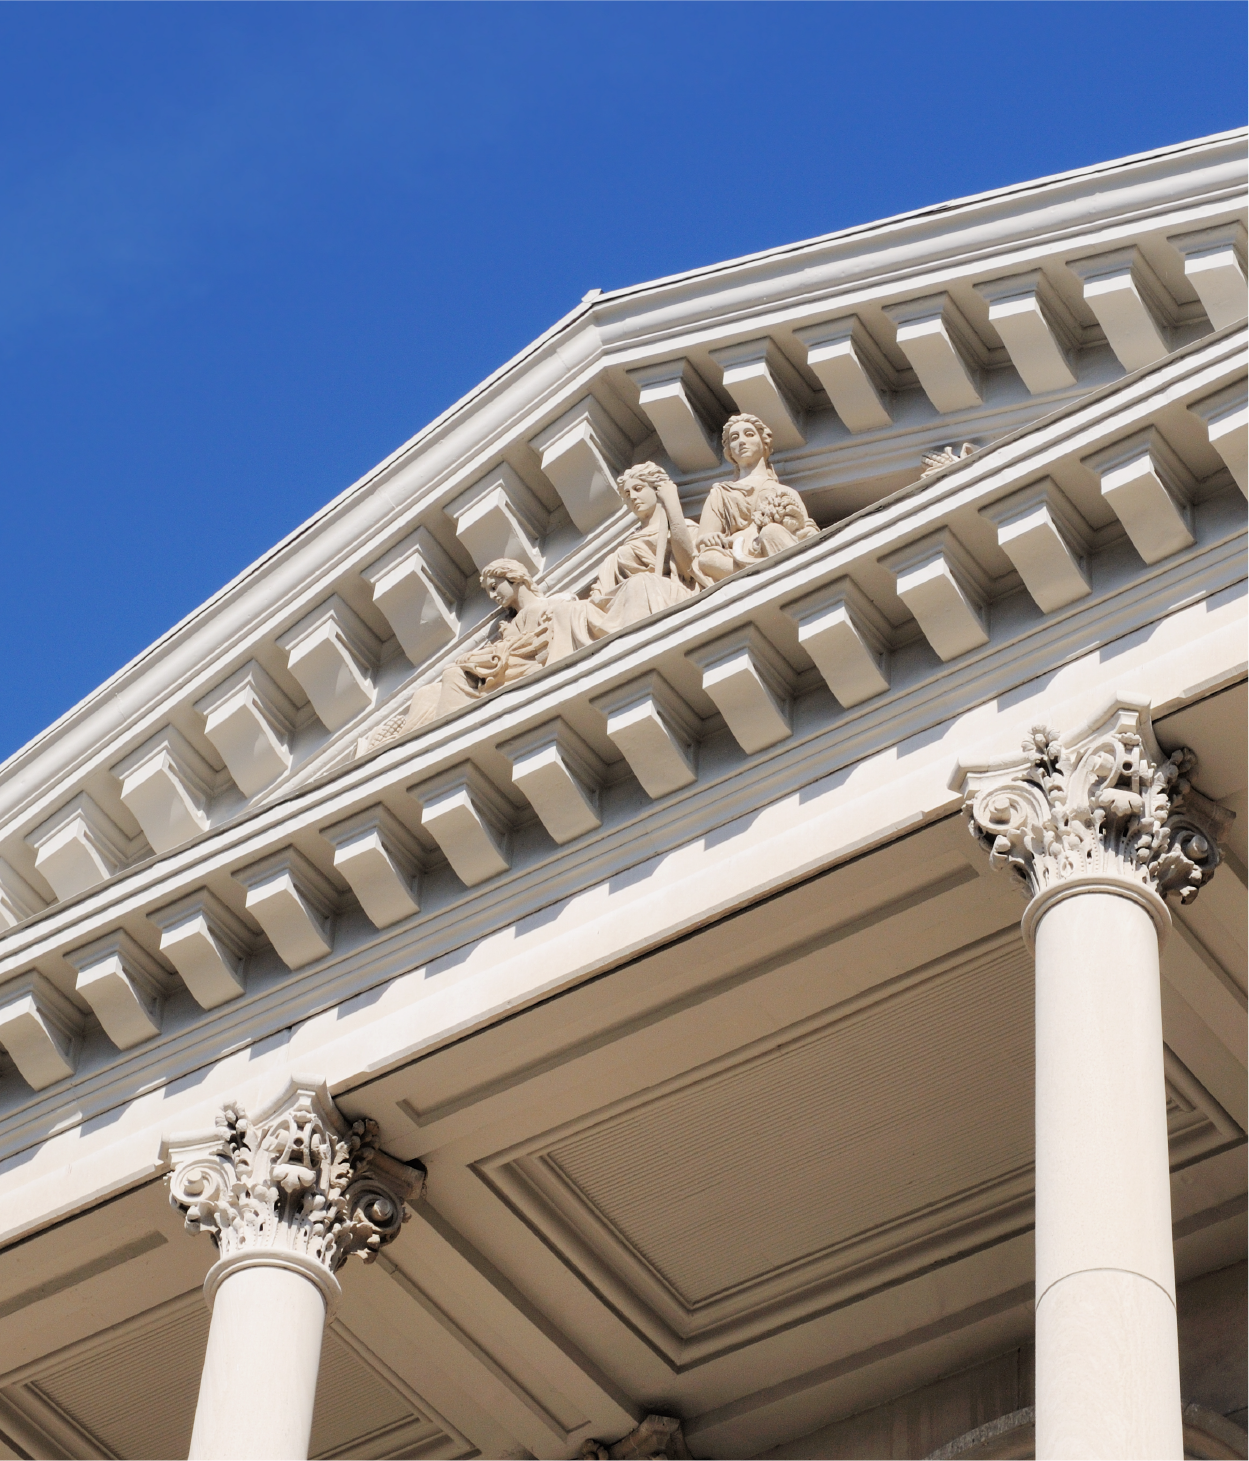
[[166, 1078, 422, 1281], [960, 700, 1233, 907]]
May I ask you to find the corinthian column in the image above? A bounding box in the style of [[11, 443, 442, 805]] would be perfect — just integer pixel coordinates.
[[163, 1076, 423, 1461], [959, 695, 1231, 1461]]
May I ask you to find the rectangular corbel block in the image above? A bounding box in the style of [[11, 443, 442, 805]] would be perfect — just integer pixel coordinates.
[[278, 595, 380, 734], [1083, 427, 1195, 565], [150, 890, 251, 1010], [980, 478, 1092, 613], [626, 358, 723, 471], [710, 337, 808, 449], [0, 972, 83, 1090], [0, 856, 47, 931], [1168, 222, 1248, 330], [795, 316, 894, 433], [26, 794, 129, 902], [362, 527, 466, 669], [591, 672, 700, 799], [67, 931, 169, 1050], [688, 626, 795, 755], [195, 661, 296, 799], [883, 529, 991, 662], [446, 464, 546, 576], [500, 719, 607, 845], [884, 294, 986, 413], [1188, 380, 1248, 496], [322, 806, 422, 929], [530, 397, 631, 533], [1069, 247, 1173, 371], [783, 577, 891, 708], [112, 726, 214, 856], [234, 848, 337, 970], [974, 271, 1079, 394], [412, 765, 513, 887]]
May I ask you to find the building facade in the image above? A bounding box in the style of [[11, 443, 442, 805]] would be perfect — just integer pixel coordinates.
[[0, 131, 1245, 1461]]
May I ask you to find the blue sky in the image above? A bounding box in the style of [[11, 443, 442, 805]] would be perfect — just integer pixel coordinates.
[[1, 1, 1244, 760]]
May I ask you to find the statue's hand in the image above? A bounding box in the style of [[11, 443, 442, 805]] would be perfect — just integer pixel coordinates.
[[696, 532, 730, 551]]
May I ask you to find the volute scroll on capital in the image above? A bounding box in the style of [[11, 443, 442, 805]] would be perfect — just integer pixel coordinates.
[[956, 696, 1233, 933], [163, 1076, 423, 1309]]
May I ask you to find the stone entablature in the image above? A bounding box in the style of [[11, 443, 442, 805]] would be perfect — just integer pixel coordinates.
[[0, 323, 1242, 1114], [0, 133, 1241, 934]]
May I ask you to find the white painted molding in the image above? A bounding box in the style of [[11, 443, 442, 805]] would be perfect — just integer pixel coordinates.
[[974, 271, 1080, 395], [25, 794, 130, 902], [1167, 221, 1248, 330], [980, 478, 1092, 613], [0, 971, 82, 1090], [530, 397, 631, 534], [362, 527, 466, 670], [783, 577, 891, 708], [1069, 246, 1174, 371], [195, 661, 297, 800], [591, 672, 699, 799], [446, 464, 546, 576], [794, 316, 894, 433], [322, 805, 422, 929], [626, 358, 723, 471], [1188, 379, 1248, 496], [111, 726, 214, 856], [1083, 426, 1196, 565], [499, 718, 607, 846], [883, 293, 987, 414], [687, 626, 796, 755], [412, 765, 513, 887], [709, 337, 808, 450], [883, 529, 991, 661], [278, 595, 380, 734], [0, 857, 46, 931], [233, 848, 337, 970], [150, 890, 252, 1010], [66, 931, 169, 1050]]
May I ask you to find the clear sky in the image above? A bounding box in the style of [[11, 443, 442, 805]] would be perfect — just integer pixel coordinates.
[[1, 1, 1245, 761]]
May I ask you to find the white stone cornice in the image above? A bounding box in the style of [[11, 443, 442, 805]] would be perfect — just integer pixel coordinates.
[[1083, 425, 1196, 565], [112, 726, 214, 856], [980, 479, 1092, 614], [162, 1075, 423, 1314], [590, 673, 701, 800], [974, 271, 1080, 395], [0, 971, 82, 1090], [709, 337, 809, 449], [794, 316, 895, 434], [150, 890, 252, 1010], [1068, 246, 1176, 371], [1188, 379, 1248, 496], [954, 694, 1234, 942], [195, 661, 298, 800], [688, 626, 796, 755], [882, 528, 991, 662], [499, 720, 607, 846], [362, 526, 466, 670], [883, 293, 988, 414], [529, 396, 632, 534], [25, 794, 131, 902], [625, 358, 723, 471], [0, 857, 46, 932], [783, 577, 891, 709], [66, 930, 171, 1050], [412, 764, 514, 887]]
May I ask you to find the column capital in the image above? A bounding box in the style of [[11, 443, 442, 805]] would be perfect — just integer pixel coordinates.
[[955, 695, 1232, 941], [163, 1075, 423, 1314]]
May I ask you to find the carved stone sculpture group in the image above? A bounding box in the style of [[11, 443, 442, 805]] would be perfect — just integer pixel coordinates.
[[362, 414, 818, 755]]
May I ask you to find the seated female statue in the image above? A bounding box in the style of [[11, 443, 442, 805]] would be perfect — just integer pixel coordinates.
[[690, 412, 818, 586], [397, 558, 553, 734], [546, 462, 699, 660]]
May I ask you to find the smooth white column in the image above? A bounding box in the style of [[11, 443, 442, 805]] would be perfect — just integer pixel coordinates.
[[190, 1261, 332, 1460], [1029, 886, 1181, 1461]]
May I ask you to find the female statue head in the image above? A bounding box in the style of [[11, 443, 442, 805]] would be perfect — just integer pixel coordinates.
[[615, 461, 674, 522], [480, 558, 538, 611], [722, 413, 775, 476]]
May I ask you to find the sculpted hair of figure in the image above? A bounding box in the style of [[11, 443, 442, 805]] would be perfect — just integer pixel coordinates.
[[721, 413, 779, 479], [479, 558, 538, 596], [616, 461, 677, 502]]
